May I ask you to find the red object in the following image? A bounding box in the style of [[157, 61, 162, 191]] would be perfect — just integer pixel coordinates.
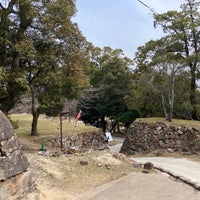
[[75, 111, 82, 120]]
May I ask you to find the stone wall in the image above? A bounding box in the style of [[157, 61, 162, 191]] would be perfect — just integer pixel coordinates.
[[0, 111, 39, 200], [48, 131, 106, 153], [120, 121, 200, 155]]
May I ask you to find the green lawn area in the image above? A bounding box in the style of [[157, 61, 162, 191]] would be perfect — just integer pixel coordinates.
[[10, 114, 98, 139]]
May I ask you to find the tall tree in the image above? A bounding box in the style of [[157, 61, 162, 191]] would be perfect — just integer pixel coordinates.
[[78, 47, 139, 132], [153, 0, 200, 119], [0, 0, 90, 136], [134, 37, 185, 121], [25, 0, 89, 136], [0, 0, 37, 113]]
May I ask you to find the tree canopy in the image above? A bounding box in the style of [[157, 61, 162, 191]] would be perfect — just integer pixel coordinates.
[[77, 47, 139, 132], [1, 0, 200, 136], [133, 0, 200, 121], [153, 0, 200, 120], [0, 0, 90, 135]]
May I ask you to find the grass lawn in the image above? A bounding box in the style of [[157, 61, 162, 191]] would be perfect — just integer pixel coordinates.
[[10, 114, 98, 139]]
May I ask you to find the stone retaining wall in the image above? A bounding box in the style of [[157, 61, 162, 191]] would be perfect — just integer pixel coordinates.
[[49, 131, 106, 152], [120, 121, 200, 155]]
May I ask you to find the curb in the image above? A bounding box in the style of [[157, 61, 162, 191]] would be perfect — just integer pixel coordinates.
[[153, 166, 200, 191]]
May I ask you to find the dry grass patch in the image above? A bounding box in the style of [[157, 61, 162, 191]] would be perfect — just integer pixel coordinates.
[[137, 117, 200, 130], [27, 150, 141, 199]]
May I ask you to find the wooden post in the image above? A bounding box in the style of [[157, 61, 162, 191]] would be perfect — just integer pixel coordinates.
[[60, 113, 63, 150], [60, 111, 71, 151]]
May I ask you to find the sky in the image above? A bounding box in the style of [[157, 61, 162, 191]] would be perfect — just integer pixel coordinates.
[[73, 0, 186, 59]]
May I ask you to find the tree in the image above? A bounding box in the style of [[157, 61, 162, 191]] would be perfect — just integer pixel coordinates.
[[134, 36, 190, 121], [153, 0, 200, 120], [0, 0, 90, 136], [77, 47, 139, 133], [24, 0, 89, 136], [0, 0, 37, 113]]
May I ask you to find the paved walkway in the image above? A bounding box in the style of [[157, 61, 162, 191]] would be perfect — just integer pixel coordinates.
[[110, 139, 200, 189], [76, 172, 200, 200], [75, 141, 200, 200], [132, 157, 200, 189], [109, 137, 124, 152], [76, 139, 200, 199]]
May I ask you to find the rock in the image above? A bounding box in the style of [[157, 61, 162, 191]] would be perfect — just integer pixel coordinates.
[[0, 150, 29, 181], [51, 131, 105, 151], [158, 140, 166, 148], [0, 111, 15, 140], [0, 111, 30, 181], [0, 110, 39, 199], [167, 148, 174, 153], [80, 160, 88, 165], [0, 135, 22, 156], [105, 164, 111, 169], [155, 150, 164, 157], [143, 162, 154, 170], [0, 171, 39, 200], [51, 151, 61, 157], [67, 146, 81, 154], [142, 169, 150, 173]]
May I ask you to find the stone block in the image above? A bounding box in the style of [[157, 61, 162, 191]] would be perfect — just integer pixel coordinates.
[[0, 111, 14, 140], [0, 135, 22, 156], [0, 150, 29, 181]]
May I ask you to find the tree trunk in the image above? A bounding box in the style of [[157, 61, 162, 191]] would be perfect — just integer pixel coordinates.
[[30, 85, 40, 136], [167, 72, 175, 122], [101, 117, 107, 134], [109, 121, 117, 132], [31, 112, 39, 136], [161, 95, 168, 121], [116, 122, 121, 133], [190, 64, 198, 120]]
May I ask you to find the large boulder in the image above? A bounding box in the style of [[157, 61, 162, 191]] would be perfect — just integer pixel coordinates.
[[0, 110, 39, 200]]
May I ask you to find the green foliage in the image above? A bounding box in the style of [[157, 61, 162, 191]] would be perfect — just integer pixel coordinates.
[[152, 0, 200, 120], [39, 100, 63, 117], [114, 109, 139, 128], [0, 0, 89, 116], [0, 0, 91, 136], [77, 47, 138, 130], [133, 0, 200, 120]]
